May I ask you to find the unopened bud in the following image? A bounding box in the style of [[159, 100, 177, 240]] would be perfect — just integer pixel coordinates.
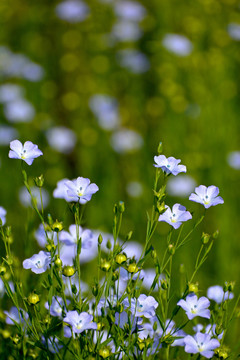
[[99, 347, 111, 358], [100, 259, 111, 272], [71, 284, 78, 295], [98, 234, 103, 245], [151, 249, 157, 260], [112, 271, 119, 281], [126, 231, 133, 241], [188, 282, 198, 293], [62, 266, 75, 277], [12, 334, 20, 345], [157, 142, 163, 154], [157, 203, 166, 214], [34, 174, 44, 187], [45, 243, 56, 252], [127, 263, 138, 274], [201, 232, 210, 245], [106, 239, 112, 250], [92, 285, 98, 296], [161, 279, 168, 290], [54, 256, 62, 268], [0, 265, 7, 275], [52, 220, 63, 232], [118, 201, 125, 213], [212, 230, 219, 239], [28, 293, 40, 305], [115, 254, 127, 264], [168, 244, 175, 255]]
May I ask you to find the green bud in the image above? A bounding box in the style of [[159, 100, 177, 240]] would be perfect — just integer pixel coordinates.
[[157, 142, 163, 154], [0, 265, 7, 275], [34, 174, 44, 187], [47, 214, 53, 226], [160, 279, 168, 290], [52, 220, 63, 232], [100, 259, 111, 272], [126, 231, 133, 241], [115, 254, 127, 264], [157, 202, 166, 214], [5, 226, 12, 237], [151, 249, 157, 259], [201, 232, 210, 245], [71, 284, 78, 295], [168, 244, 175, 255], [54, 256, 62, 268], [62, 266, 75, 277], [106, 239, 112, 250], [118, 201, 125, 213], [99, 347, 111, 358], [112, 271, 119, 281], [153, 321, 158, 331], [212, 230, 219, 239], [188, 282, 198, 293], [28, 293, 40, 305], [98, 234, 103, 245], [113, 204, 118, 214]]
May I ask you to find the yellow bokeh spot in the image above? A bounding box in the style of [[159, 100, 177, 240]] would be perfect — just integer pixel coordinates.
[[62, 30, 81, 49], [62, 92, 80, 110]]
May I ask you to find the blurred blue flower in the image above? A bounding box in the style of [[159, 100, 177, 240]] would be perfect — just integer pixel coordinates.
[[59, 224, 93, 248], [35, 224, 57, 248], [162, 34, 193, 56], [189, 185, 224, 208], [167, 175, 196, 197], [111, 20, 142, 42], [23, 251, 51, 274], [89, 94, 120, 130], [184, 332, 220, 358], [158, 203, 192, 229], [228, 23, 240, 40], [227, 151, 240, 169], [63, 311, 97, 333], [55, 0, 89, 23], [177, 294, 210, 320], [45, 296, 69, 318], [154, 155, 186, 175], [19, 186, 49, 209], [9, 140, 43, 165], [117, 49, 150, 73], [65, 177, 99, 203], [110, 129, 143, 153], [4, 306, 29, 326], [207, 285, 234, 303], [0, 206, 7, 226], [0, 84, 24, 103], [0, 126, 18, 146], [46, 126, 77, 154], [114, 1, 146, 22], [4, 99, 35, 122]]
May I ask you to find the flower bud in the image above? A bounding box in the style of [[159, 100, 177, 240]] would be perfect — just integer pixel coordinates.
[[212, 230, 219, 239], [12, 334, 20, 345], [127, 263, 138, 274], [125, 231, 133, 241], [160, 279, 168, 290], [188, 282, 198, 293], [62, 266, 75, 277], [0, 265, 7, 275], [153, 321, 158, 331], [118, 201, 125, 213], [71, 284, 78, 295], [100, 259, 111, 272], [98, 234, 103, 245], [34, 174, 44, 188], [151, 249, 157, 260], [158, 142, 163, 154], [52, 220, 63, 232], [112, 271, 119, 281], [157, 202, 166, 214], [1, 329, 11, 338], [115, 254, 127, 265], [45, 243, 56, 252], [92, 285, 99, 297], [99, 347, 111, 358], [54, 256, 62, 268], [168, 244, 175, 255], [43, 315, 51, 324], [201, 232, 210, 245], [106, 239, 112, 250], [28, 293, 40, 305]]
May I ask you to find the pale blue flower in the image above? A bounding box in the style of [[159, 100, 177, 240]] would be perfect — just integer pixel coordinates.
[[111, 21, 142, 42], [59, 224, 93, 248], [35, 224, 58, 248], [227, 151, 240, 169], [167, 175, 196, 197], [205, 324, 223, 340], [46, 126, 77, 154], [158, 203, 192, 229], [228, 23, 240, 41], [207, 285, 234, 303], [162, 34, 193, 56], [123, 294, 158, 318], [0, 206, 6, 225], [114, 1, 146, 21], [154, 155, 186, 175], [19, 186, 49, 209], [4, 99, 35, 122], [55, 0, 89, 22], [45, 296, 69, 318], [184, 332, 220, 358], [63, 311, 97, 333], [4, 306, 29, 326], [115, 311, 138, 332], [117, 49, 150, 74], [89, 94, 120, 130], [189, 185, 224, 209], [23, 251, 50, 274], [53, 178, 73, 202], [9, 140, 43, 165], [177, 294, 210, 320], [110, 129, 143, 153], [0, 125, 18, 145], [65, 177, 99, 204]]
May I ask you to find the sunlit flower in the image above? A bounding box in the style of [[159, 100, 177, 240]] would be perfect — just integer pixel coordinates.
[[154, 155, 186, 175], [63, 311, 97, 333], [64, 177, 99, 204], [9, 140, 43, 165], [184, 332, 220, 358], [23, 251, 50, 274], [189, 185, 224, 209], [158, 203, 192, 229], [177, 294, 210, 320]]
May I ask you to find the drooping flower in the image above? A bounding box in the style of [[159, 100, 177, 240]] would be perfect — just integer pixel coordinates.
[[184, 332, 220, 358], [154, 155, 186, 176], [158, 203, 192, 229], [189, 185, 224, 209], [9, 140, 43, 165], [0, 206, 6, 225], [23, 251, 50, 274], [207, 285, 234, 303], [64, 177, 99, 204], [177, 294, 210, 320], [59, 224, 93, 248], [63, 311, 97, 333]]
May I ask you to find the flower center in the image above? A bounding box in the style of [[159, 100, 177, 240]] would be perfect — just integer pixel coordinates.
[[76, 319, 83, 329], [35, 260, 43, 269], [170, 214, 176, 223], [21, 149, 27, 159], [190, 304, 198, 314], [203, 195, 210, 204], [78, 186, 83, 197]]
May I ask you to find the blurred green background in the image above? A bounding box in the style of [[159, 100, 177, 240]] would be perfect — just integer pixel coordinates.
[[0, 0, 240, 295]]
